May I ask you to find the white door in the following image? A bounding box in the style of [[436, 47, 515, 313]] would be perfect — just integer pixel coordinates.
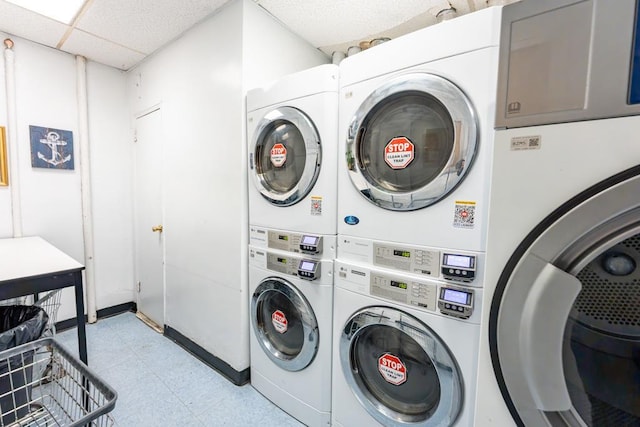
[[134, 107, 164, 328]]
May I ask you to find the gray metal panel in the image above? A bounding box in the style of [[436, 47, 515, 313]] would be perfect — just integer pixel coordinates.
[[496, 0, 640, 128]]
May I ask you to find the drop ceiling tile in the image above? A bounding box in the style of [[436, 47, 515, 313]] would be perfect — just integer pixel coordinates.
[[254, 0, 447, 47], [61, 28, 146, 70], [0, 2, 68, 48], [75, 0, 231, 55]]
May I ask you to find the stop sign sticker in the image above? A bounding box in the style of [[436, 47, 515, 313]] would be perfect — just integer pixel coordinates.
[[270, 143, 287, 167], [272, 310, 288, 333], [378, 353, 407, 385], [384, 137, 414, 169]]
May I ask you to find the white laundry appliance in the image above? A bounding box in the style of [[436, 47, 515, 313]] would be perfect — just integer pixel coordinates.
[[248, 245, 333, 427], [332, 259, 483, 427], [247, 64, 339, 245], [475, 1, 640, 426], [337, 6, 502, 261]]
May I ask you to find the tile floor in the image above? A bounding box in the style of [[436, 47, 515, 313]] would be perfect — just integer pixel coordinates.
[[57, 312, 304, 426]]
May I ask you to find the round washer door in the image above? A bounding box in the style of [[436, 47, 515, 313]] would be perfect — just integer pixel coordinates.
[[346, 73, 477, 211], [251, 106, 321, 206], [340, 306, 463, 426], [251, 277, 319, 371]]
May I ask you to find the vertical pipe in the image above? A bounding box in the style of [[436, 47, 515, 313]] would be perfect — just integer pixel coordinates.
[[76, 55, 97, 323], [3, 39, 22, 237]]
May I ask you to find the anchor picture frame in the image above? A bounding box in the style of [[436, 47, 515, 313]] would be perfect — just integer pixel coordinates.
[[29, 125, 75, 170], [0, 127, 7, 186]]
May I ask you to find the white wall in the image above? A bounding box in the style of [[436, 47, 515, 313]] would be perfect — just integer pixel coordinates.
[[0, 39, 10, 237], [0, 33, 133, 320], [129, 0, 327, 372]]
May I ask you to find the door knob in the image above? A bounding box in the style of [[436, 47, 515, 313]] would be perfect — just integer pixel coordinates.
[[151, 225, 163, 233]]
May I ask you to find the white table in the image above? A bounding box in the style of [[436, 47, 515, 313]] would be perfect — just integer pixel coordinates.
[[0, 236, 88, 364]]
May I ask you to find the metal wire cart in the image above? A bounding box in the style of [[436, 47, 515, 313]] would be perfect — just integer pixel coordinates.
[[0, 337, 117, 426]]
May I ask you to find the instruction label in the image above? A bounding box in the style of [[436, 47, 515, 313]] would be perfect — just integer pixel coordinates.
[[270, 143, 287, 167], [272, 310, 288, 333], [384, 137, 414, 169], [378, 353, 407, 385]]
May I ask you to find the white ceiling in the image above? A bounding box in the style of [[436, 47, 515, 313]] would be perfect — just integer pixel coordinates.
[[0, 0, 511, 71]]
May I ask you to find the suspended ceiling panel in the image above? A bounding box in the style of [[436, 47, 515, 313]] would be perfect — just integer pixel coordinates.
[[0, 0, 516, 70]]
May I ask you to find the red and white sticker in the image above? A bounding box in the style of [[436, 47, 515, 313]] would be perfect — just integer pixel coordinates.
[[270, 143, 287, 167], [384, 137, 414, 170], [378, 353, 407, 385], [272, 310, 288, 333]]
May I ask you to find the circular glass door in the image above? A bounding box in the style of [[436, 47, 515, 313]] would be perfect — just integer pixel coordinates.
[[251, 107, 322, 206], [564, 232, 640, 425], [251, 277, 319, 371], [340, 306, 463, 426], [346, 73, 477, 211], [491, 171, 640, 426]]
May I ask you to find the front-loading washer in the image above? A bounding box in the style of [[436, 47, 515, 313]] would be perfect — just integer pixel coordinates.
[[337, 6, 502, 256], [248, 245, 333, 427], [475, 1, 640, 425], [332, 260, 482, 427], [247, 64, 338, 237]]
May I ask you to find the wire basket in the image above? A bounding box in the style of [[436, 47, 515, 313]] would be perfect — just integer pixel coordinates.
[[34, 290, 63, 337], [0, 338, 117, 426]]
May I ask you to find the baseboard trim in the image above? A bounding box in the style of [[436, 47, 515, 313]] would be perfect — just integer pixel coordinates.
[[164, 325, 250, 386], [55, 301, 137, 332]]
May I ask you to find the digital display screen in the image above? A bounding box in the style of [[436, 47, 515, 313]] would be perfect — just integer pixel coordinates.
[[390, 280, 408, 290], [300, 261, 316, 271], [277, 257, 287, 264], [442, 288, 470, 305], [393, 250, 411, 258], [443, 254, 473, 269], [301, 235, 318, 245], [278, 235, 288, 241]]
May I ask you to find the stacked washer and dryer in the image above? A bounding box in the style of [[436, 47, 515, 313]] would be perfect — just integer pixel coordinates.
[[332, 7, 503, 427], [245, 64, 339, 427]]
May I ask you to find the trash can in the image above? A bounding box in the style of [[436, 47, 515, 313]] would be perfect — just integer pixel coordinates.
[[0, 305, 49, 424]]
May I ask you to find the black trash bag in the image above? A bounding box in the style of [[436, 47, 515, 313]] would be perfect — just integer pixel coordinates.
[[0, 305, 49, 425]]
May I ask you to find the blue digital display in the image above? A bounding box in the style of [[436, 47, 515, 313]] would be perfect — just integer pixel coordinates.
[[629, 0, 640, 104]]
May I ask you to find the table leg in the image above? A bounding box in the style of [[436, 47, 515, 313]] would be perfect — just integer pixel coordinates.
[[73, 271, 88, 365]]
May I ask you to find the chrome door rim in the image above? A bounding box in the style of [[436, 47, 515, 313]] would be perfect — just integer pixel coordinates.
[[339, 306, 463, 426], [251, 277, 319, 371], [345, 73, 478, 211], [251, 106, 321, 206]]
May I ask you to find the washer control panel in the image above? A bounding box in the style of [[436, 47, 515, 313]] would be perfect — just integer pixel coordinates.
[[268, 230, 323, 255], [373, 243, 440, 277], [370, 272, 438, 312], [441, 253, 476, 282], [438, 285, 474, 319], [263, 251, 320, 280]]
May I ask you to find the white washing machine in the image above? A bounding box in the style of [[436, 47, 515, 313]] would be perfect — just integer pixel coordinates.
[[475, 1, 640, 426], [337, 6, 502, 256], [248, 245, 333, 427], [332, 259, 482, 427], [247, 64, 338, 238]]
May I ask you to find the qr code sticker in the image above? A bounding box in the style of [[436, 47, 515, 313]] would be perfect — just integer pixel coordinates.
[[453, 202, 476, 229], [310, 196, 322, 216]]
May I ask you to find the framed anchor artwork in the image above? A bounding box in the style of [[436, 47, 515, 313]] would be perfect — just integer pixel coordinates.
[[29, 125, 74, 170]]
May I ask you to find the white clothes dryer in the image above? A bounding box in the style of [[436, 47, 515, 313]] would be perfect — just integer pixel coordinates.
[[247, 64, 339, 237], [337, 7, 502, 255], [475, 1, 640, 426], [248, 245, 333, 427], [332, 260, 482, 427]]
